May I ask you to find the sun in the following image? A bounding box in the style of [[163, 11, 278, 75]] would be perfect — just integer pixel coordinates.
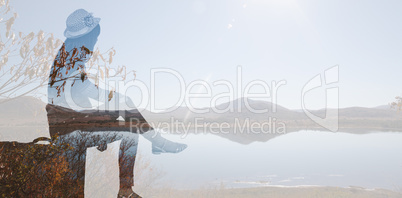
[[253, 0, 298, 8]]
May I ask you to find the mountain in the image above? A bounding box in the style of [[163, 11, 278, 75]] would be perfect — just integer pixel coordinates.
[[0, 97, 50, 142], [143, 97, 302, 123], [0, 96, 48, 125], [374, 104, 395, 110], [144, 99, 402, 125], [134, 98, 402, 145], [2, 96, 402, 144]]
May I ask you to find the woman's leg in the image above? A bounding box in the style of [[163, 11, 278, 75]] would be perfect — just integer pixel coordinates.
[[76, 79, 187, 155], [141, 130, 187, 154], [118, 133, 140, 197]]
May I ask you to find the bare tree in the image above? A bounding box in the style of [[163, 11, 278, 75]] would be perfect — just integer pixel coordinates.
[[0, 0, 135, 103], [391, 96, 402, 111]]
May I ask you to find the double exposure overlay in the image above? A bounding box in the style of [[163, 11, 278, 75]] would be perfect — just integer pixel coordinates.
[[1, 1, 402, 197]]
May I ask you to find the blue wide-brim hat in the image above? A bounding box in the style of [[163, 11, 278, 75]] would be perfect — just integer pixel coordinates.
[[64, 9, 101, 39]]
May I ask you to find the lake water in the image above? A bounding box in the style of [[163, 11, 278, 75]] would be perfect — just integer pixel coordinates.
[[135, 130, 402, 190]]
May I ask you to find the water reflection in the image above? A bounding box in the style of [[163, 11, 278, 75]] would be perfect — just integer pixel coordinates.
[[139, 131, 402, 191]]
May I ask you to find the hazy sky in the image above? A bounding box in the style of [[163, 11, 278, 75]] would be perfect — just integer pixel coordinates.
[[9, 0, 402, 110]]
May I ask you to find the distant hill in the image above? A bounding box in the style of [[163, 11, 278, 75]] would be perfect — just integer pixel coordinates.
[[138, 99, 402, 144], [373, 104, 395, 110], [143, 98, 402, 127], [0, 96, 48, 125], [2, 96, 402, 144]]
